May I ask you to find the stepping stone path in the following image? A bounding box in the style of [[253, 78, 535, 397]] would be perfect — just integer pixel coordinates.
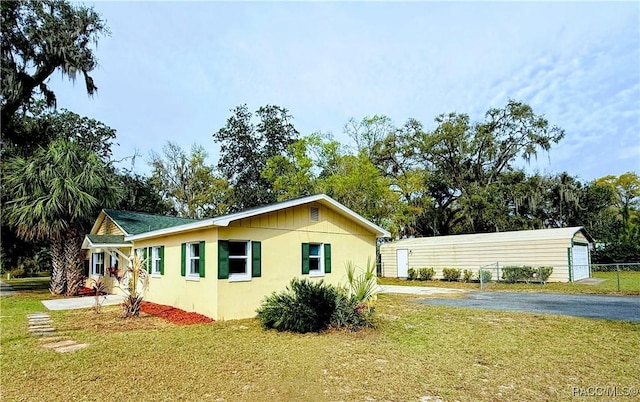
[[27, 313, 88, 353]]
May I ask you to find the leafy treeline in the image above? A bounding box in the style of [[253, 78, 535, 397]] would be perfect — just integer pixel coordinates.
[[1, 1, 638, 292]]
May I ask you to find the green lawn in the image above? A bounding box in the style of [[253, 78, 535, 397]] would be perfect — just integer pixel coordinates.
[[1, 290, 638, 401], [4, 276, 51, 290], [379, 271, 640, 295]]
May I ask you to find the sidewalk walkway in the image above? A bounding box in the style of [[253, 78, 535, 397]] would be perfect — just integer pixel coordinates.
[[42, 294, 123, 310]]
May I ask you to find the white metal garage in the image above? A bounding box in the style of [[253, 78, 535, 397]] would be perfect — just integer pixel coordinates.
[[380, 227, 593, 283]]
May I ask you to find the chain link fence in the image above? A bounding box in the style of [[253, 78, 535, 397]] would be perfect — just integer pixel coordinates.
[[477, 262, 640, 292], [478, 263, 556, 289]]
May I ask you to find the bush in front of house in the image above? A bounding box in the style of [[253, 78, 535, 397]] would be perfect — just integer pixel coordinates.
[[442, 268, 461, 281], [257, 270, 376, 334], [477, 269, 492, 283], [407, 268, 418, 280], [537, 266, 554, 283], [462, 269, 474, 282], [418, 267, 435, 281], [257, 278, 337, 333], [501, 266, 553, 283]]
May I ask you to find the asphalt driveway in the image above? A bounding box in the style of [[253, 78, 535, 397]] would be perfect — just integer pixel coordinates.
[[418, 291, 640, 322]]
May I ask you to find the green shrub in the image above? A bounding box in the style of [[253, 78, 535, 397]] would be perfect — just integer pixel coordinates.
[[330, 291, 374, 331], [537, 266, 553, 283], [407, 268, 417, 280], [418, 267, 435, 281], [501, 266, 536, 283], [256, 278, 338, 333], [477, 269, 492, 283], [462, 269, 474, 282], [442, 268, 461, 281]]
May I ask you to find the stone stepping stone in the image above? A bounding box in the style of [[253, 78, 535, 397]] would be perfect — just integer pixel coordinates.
[[27, 313, 50, 319], [29, 327, 55, 333], [29, 319, 53, 325], [42, 340, 78, 349], [29, 325, 55, 330], [55, 343, 87, 353]]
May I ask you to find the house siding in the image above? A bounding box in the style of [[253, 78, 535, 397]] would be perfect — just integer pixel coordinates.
[[130, 203, 377, 320], [95, 216, 124, 236], [136, 228, 219, 320]]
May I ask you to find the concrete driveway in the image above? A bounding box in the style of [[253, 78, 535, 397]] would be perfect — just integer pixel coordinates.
[[418, 291, 640, 322]]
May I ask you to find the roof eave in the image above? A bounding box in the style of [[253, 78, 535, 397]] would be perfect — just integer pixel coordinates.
[[124, 219, 216, 241]]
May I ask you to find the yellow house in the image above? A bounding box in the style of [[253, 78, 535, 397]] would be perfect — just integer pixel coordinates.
[[82, 194, 390, 320]]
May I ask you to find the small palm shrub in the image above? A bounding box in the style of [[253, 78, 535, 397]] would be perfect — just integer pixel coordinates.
[[330, 291, 374, 331], [117, 254, 149, 318], [442, 268, 461, 281], [418, 267, 435, 281], [256, 278, 338, 333]]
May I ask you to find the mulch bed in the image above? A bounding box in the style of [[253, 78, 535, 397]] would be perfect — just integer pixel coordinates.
[[140, 301, 214, 325]]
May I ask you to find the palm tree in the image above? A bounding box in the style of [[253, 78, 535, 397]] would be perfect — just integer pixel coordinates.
[[3, 139, 121, 295]]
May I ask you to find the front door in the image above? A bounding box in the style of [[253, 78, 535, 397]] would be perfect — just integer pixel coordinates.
[[397, 249, 409, 278]]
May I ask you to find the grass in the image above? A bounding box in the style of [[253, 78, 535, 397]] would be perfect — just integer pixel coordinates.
[[379, 271, 640, 295], [4, 276, 51, 291], [1, 289, 639, 401]]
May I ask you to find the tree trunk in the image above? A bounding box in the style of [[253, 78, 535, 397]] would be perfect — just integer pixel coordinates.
[[64, 228, 84, 296], [49, 237, 66, 295]]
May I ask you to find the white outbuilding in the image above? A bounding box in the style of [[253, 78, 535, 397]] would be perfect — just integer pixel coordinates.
[[379, 227, 593, 282]]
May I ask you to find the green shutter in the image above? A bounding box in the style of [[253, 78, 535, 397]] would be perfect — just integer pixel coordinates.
[[324, 244, 332, 274], [159, 246, 165, 275], [145, 247, 151, 271], [218, 240, 229, 279], [252, 241, 262, 278], [302, 243, 310, 274], [181, 243, 186, 277], [199, 241, 206, 278]]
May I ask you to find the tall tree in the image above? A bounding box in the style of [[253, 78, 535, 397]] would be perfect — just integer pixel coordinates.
[[1, 0, 108, 137], [3, 139, 122, 295], [149, 142, 229, 219], [213, 104, 299, 210], [116, 170, 173, 215], [370, 100, 565, 236]]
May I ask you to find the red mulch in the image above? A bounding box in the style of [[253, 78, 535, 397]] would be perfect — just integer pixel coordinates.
[[140, 301, 214, 325], [77, 287, 104, 297]]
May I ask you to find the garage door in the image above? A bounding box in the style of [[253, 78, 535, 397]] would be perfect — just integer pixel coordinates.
[[572, 244, 590, 281]]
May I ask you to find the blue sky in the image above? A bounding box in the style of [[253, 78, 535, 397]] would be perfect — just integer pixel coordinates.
[[49, 1, 639, 181]]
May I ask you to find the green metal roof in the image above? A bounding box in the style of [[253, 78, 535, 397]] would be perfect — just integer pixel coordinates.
[[86, 234, 130, 245], [103, 210, 198, 235]]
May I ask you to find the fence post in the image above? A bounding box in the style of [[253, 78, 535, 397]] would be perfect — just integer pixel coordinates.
[[616, 264, 620, 292]]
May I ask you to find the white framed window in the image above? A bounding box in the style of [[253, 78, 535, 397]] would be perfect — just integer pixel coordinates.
[[92, 252, 105, 276], [151, 246, 162, 275], [309, 243, 323, 276], [187, 242, 200, 276], [229, 241, 250, 280], [302, 243, 331, 276]]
